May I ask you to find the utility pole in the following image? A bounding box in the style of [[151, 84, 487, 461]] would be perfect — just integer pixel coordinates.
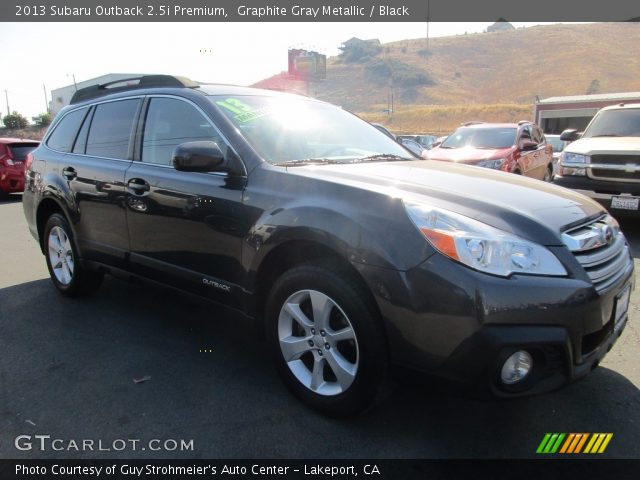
[[43, 84, 49, 113], [68, 73, 78, 92], [4, 90, 9, 116]]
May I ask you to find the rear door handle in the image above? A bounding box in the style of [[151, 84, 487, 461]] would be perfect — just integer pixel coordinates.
[[62, 166, 77, 180], [127, 178, 150, 195]]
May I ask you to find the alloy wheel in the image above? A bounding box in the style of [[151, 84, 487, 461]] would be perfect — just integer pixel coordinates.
[[277, 289, 359, 396], [48, 226, 75, 285]]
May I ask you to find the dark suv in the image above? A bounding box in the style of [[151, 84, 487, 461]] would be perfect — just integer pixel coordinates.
[[23, 76, 634, 415]]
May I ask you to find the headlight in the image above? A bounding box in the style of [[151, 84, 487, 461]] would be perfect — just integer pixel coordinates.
[[404, 202, 567, 277], [476, 158, 505, 170], [559, 152, 587, 176]]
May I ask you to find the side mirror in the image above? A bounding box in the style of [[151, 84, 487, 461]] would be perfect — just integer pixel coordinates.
[[520, 140, 538, 151], [172, 141, 225, 172], [560, 129, 580, 142]]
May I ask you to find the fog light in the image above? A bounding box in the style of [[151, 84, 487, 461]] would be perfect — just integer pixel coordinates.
[[501, 350, 532, 384]]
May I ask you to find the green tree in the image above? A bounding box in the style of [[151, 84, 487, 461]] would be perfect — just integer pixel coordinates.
[[2, 111, 29, 129], [35, 112, 52, 126]]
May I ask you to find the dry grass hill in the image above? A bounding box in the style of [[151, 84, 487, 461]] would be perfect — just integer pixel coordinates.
[[254, 23, 640, 133]]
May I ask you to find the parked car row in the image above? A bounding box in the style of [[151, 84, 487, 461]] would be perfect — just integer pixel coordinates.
[[0, 138, 40, 198], [21, 75, 634, 416]]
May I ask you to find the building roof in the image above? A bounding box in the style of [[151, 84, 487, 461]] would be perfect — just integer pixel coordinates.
[[538, 92, 640, 105]]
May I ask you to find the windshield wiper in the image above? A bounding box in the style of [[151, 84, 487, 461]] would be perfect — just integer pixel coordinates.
[[590, 134, 623, 137], [273, 158, 344, 167], [351, 154, 410, 163]]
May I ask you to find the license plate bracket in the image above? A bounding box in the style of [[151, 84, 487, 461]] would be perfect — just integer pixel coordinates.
[[611, 196, 640, 210], [614, 284, 632, 332]]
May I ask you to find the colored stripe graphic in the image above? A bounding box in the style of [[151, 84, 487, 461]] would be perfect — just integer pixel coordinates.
[[537, 433, 613, 454], [536, 433, 565, 454]]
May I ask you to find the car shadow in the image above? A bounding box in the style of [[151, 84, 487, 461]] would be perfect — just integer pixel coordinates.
[[619, 217, 640, 259], [0, 277, 638, 459]]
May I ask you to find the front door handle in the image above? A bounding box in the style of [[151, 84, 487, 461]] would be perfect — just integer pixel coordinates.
[[62, 166, 77, 180], [127, 178, 150, 195]]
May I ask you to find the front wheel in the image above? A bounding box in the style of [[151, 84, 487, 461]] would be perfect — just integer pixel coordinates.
[[266, 263, 390, 416], [44, 213, 103, 297]]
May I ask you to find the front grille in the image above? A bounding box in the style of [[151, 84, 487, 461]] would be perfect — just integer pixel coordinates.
[[591, 169, 639, 181], [591, 154, 640, 165], [562, 216, 632, 293], [590, 154, 640, 182]]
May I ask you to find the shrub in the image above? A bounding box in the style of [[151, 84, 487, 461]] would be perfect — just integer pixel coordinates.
[[2, 111, 28, 129], [364, 59, 435, 88], [339, 38, 382, 63]]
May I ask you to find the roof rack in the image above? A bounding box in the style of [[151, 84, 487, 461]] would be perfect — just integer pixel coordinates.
[[461, 121, 484, 126], [69, 75, 200, 105]]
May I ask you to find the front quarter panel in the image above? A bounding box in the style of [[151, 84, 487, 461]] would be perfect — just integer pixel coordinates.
[[243, 165, 435, 285]]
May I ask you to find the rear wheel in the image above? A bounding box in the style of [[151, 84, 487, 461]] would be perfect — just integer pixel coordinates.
[[266, 263, 390, 416], [44, 213, 103, 297]]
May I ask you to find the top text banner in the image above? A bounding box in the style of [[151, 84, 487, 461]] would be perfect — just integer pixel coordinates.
[[3, 0, 640, 22]]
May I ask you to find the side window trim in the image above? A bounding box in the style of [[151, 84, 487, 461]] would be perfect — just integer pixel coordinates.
[[127, 99, 146, 161], [71, 106, 94, 155], [134, 94, 243, 173]]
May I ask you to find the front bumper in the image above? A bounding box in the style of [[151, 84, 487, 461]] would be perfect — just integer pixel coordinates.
[[553, 175, 640, 216], [357, 249, 634, 397]]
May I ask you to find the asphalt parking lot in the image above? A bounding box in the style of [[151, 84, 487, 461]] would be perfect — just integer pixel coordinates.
[[1, 193, 639, 459]]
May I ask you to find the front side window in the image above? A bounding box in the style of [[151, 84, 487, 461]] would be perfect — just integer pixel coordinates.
[[441, 127, 517, 149], [531, 127, 543, 144], [213, 95, 413, 165], [46, 108, 87, 153], [141, 97, 226, 166], [86, 99, 140, 159]]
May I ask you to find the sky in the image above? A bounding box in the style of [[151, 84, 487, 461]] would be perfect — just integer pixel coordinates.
[[0, 22, 569, 120]]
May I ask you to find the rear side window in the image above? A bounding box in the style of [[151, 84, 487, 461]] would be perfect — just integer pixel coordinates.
[[72, 107, 94, 154], [141, 97, 227, 166], [46, 108, 87, 153], [86, 99, 140, 159]]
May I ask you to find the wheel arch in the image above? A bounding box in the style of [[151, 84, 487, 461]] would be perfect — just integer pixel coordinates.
[[251, 239, 381, 326], [36, 197, 76, 254]]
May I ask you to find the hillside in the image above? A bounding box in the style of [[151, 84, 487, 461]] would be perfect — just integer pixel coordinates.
[[253, 23, 640, 132]]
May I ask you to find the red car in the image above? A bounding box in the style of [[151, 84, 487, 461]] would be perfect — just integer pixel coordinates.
[[0, 138, 40, 198], [426, 122, 554, 181]]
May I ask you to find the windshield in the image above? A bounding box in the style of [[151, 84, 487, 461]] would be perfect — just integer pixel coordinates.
[[583, 108, 640, 138], [441, 127, 517, 149], [212, 95, 414, 164], [545, 135, 565, 152]]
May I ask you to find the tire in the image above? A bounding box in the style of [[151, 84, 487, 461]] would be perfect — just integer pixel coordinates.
[[266, 263, 390, 416], [43, 213, 103, 297], [543, 164, 553, 182]]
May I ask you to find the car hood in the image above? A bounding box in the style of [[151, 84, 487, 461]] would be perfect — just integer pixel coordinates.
[[286, 160, 605, 246], [426, 146, 512, 163], [565, 137, 640, 155]]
